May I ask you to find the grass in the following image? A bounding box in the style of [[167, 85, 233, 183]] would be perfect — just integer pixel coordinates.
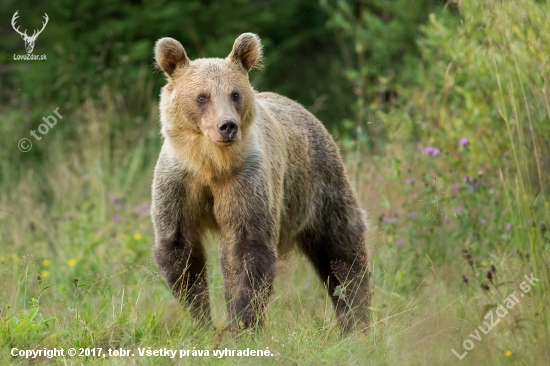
[[1, 0, 550, 364], [1, 95, 548, 365]]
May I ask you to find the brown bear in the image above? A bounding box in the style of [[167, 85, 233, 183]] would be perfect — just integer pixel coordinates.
[[151, 33, 370, 333]]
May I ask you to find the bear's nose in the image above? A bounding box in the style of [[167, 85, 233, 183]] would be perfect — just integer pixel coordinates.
[[217, 119, 239, 140]]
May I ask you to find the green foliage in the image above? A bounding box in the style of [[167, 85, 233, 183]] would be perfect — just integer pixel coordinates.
[[400, 0, 550, 167], [1, 0, 358, 127], [1, 0, 454, 135], [320, 0, 454, 147], [367, 0, 550, 289]]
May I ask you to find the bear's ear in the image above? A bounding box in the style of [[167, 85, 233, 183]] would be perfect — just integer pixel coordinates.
[[227, 33, 263, 73], [155, 37, 190, 78]]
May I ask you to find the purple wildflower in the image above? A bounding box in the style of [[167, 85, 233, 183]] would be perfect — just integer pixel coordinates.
[[460, 137, 469, 147], [113, 214, 121, 223], [480, 219, 486, 225], [96, 229, 103, 234], [506, 223, 511, 231], [454, 183, 461, 192], [463, 176, 473, 183], [109, 195, 118, 203], [407, 211, 418, 218], [395, 239, 404, 246], [424, 146, 441, 156], [406, 178, 416, 185]]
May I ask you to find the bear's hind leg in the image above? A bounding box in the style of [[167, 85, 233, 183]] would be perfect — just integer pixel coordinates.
[[300, 226, 370, 334]]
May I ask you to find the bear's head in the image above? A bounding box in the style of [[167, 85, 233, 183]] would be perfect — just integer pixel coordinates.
[[155, 33, 263, 150]]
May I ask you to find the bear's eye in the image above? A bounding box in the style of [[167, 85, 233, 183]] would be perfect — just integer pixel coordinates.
[[231, 92, 240, 101], [197, 95, 207, 103]]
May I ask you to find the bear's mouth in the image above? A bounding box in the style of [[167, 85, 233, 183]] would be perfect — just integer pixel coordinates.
[[214, 140, 237, 147]]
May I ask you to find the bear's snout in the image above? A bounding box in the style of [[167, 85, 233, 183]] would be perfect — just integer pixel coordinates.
[[217, 119, 239, 142]]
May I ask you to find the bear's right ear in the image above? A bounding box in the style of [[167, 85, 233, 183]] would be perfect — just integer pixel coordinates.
[[227, 33, 263, 73], [155, 37, 190, 78]]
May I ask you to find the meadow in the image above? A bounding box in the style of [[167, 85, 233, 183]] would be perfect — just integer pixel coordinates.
[[1, 0, 550, 364]]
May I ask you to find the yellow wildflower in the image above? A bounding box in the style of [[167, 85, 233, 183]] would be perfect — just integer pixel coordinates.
[[68, 259, 77, 266], [134, 233, 142, 240], [505, 351, 512, 357], [43, 259, 50, 266], [41, 270, 49, 279], [387, 236, 393, 243]]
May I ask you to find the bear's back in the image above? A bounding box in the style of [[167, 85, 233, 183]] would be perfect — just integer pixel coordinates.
[[255, 91, 346, 182], [255, 92, 351, 247]]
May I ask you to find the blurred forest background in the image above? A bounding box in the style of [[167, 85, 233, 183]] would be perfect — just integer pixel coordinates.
[[1, 0, 550, 364], [0, 0, 455, 144]]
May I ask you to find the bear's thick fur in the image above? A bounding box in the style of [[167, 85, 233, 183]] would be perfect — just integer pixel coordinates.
[[152, 33, 370, 333]]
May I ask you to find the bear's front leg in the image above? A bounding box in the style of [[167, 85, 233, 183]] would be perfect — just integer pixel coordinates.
[[154, 235, 210, 323], [215, 179, 278, 332], [237, 237, 276, 332], [221, 229, 276, 332], [151, 156, 211, 324]]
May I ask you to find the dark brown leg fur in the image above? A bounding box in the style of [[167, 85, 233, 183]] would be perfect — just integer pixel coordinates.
[[154, 238, 211, 323], [152, 158, 212, 324], [219, 232, 276, 333], [300, 211, 370, 333]]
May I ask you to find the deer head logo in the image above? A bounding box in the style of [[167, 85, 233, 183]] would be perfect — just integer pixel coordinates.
[[11, 11, 49, 54]]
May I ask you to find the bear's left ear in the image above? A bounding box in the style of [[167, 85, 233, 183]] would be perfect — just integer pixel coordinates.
[[155, 37, 190, 78], [227, 33, 263, 73]]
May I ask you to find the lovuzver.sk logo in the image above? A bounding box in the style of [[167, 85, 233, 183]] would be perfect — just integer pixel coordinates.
[[450, 272, 540, 360], [12, 10, 48, 61]]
